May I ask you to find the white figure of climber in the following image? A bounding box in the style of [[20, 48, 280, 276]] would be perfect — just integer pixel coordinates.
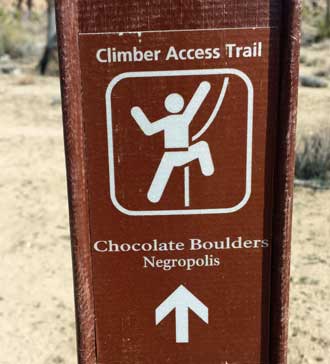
[[131, 81, 215, 203]]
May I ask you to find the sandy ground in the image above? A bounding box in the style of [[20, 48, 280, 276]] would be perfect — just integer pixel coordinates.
[[289, 187, 330, 364], [0, 73, 76, 364], [0, 54, 329, 363], [287, 39, 330, 362]]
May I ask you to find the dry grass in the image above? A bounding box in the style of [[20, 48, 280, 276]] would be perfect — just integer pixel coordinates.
[[0, 8, 27, 58], [0, 6, 44, 59], [315, 15, 330, 41], [295, 128, 330, 184], [302, 0, 330, 43]]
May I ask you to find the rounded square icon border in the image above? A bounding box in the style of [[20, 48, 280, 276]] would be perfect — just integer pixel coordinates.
[[105, 68, 254, 216]]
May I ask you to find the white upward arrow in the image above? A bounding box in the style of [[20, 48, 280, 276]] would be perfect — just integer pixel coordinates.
[[155, 285, 209, 343]]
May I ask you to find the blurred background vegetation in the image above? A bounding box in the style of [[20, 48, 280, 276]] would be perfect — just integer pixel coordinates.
[[0, 1, 329, 364]]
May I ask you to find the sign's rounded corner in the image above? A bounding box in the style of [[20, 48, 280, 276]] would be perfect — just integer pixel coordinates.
[[105, 71, 133, 99], [230, 187, 252, 213]]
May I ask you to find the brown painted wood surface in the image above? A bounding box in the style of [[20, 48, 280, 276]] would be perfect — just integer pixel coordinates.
[[56, 2, 96, 363], [55, 1, 301, 363], [270, 1, 301, 363]]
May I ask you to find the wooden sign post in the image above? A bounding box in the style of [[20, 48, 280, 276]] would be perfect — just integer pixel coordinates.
[[56, 1, 301, 363]]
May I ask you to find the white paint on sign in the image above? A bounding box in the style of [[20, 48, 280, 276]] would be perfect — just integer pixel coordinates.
[[155, 285, 209, 343], [106, 68, 254, 216]]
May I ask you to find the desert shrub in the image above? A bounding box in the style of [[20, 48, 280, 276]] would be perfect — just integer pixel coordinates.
[[295, 129, 330, 183], [302, 0, 330, 43], [0, 7, 33, 58], [315, 0, 330, 40]]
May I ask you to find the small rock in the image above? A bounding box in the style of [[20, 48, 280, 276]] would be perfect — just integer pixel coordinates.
[[0, 54, 11, 63], [16, 75, 35, 85], [12, 68, 22, 76], [0, 65, 17, 74], [52, 356, 64, 364], [314, 68, 330, 78], [300, 75, 328, 88]]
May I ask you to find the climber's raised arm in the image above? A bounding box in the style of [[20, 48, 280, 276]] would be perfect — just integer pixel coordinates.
[[131, 106, 166, 136], [183, 81, 211, 124]]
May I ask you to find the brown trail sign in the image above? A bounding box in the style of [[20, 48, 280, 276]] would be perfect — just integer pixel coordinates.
[[55, 1, 301, 363]]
